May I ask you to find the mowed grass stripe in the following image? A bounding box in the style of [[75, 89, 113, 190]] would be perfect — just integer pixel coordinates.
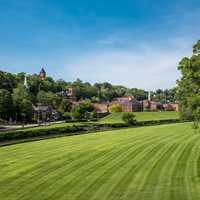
[[0, 123, 200, 200], [80, 129, 189, 200], [104, 131, 191, 200], [29, 129, 169, 200], [184, 137, 200, 200], [0, 127, 151, 181], [149, 135, 195, 199], [0, 123, 189, 198], [133, 135, 197, 200], [0, 129, 160, 199], [54, 132, 178, 200], [169, 135, 200, 200]]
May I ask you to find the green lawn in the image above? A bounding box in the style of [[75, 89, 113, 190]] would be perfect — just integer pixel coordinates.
[[99, 111, 180, 123], [0, 122, 200, 200]]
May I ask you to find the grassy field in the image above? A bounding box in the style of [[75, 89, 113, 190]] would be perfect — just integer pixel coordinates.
[[0, 122, 200, 200], [99, 111, 180, 123]]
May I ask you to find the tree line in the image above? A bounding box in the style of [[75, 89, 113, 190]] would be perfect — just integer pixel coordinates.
[[0, 70, 177, 123]]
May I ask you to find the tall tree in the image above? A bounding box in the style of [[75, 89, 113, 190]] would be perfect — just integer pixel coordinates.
[[177, 40, 200, 122], [12, 84, 33, 122], [0, 89, 14, 120]]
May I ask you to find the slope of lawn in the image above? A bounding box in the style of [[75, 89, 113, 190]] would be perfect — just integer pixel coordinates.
[[99, 111, 179, 124], [0, 122, 200, 200]]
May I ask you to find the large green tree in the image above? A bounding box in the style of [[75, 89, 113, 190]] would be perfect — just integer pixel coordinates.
[[177, 40, 200, 122], [0, 89, 14, 120], [12, 84, 33, 122]]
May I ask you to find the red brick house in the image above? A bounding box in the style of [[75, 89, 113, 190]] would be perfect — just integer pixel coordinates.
[[163, 103, 179, 112], [142, 100, 163, 111], [93, 103, 109, 113], [110, 96, 142, 112]]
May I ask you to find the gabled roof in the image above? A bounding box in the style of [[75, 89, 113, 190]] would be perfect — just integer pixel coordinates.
[[33, 105, 51, 111]]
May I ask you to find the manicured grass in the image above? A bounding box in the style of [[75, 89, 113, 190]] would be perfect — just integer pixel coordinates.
[[99, 111, 180, 123], [0, 122, 200, 200]]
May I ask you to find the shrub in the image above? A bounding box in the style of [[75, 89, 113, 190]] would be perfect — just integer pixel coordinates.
[[109, 104, 122, 113], [122, 113, 137, 125], [62, 112, 72, 120]]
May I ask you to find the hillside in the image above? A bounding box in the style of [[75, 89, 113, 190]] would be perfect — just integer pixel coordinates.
[[99, 111, 180, 124], [0, 122, 199, 200]]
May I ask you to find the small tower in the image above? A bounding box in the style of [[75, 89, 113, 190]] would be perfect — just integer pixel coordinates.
[[39, 68, 46, 80], [148, 91, 151, 101], [24, 74, 28, 89]]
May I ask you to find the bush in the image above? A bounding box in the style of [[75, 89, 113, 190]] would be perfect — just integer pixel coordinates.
[[122, 113, 137, 125], [62, 112, 72, 120], [0, 118, 8, 125], [109, 104, 122, 113]]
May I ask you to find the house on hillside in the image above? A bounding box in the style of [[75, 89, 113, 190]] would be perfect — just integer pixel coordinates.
[[163, 103, 179, 112], [33, 104, 60, 123], [150, 101, 163, 111], [57, 87, 76, 101], [141, 100, 163, 111], [93, 103, 109, 113], [110, 96, 142, 112]]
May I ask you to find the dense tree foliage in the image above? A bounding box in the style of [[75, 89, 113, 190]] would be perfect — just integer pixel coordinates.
[[0, 70, 177, 123], [177, 40, 200, 123], [71, 100, 93, 120], [12, 84, 33, 122]]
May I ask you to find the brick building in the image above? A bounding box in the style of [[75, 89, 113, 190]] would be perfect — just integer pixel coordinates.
[[110, 96, 142, 112]]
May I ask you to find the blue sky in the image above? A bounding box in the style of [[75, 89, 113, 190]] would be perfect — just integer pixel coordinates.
[[1, 0, 200, 90]]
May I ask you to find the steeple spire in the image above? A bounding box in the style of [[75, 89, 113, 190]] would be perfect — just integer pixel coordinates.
[[39, 68, 46, 80], [148, 91, 151, 101], [24, 74, 28, 89]]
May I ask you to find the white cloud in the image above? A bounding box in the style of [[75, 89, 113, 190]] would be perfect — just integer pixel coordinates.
[[61, 37, 194, 90]]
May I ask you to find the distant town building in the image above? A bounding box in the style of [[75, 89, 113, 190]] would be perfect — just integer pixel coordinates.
[[33, 104, 52, 123], [33, 104, 60, 122], [93, 103, 109, 113], [110, 96, 142, 112], [163, 103, 179, 112]]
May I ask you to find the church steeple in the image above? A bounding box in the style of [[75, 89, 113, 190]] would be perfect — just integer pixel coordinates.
[[24, 74, 28, 89], [148, 91, 151, 101], [39, 68, 46, 80]]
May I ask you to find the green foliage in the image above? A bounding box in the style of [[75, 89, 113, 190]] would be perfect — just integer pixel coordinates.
[[72, 100, 93, 120], [177, 40, 200, 126], [122, 113, 136, 125], [0, 89, 14, 120], [109, 104, 122, 112], [151, 88, 177, 103], [62, 112, 72, 120], [58, 99, 72, 114], [37, 90, 61, 109], [0, 69, 178, 123], [12, 84, 33, 122]]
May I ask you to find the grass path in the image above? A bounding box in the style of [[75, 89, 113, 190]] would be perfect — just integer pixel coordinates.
[[0, 123, 200, 200]]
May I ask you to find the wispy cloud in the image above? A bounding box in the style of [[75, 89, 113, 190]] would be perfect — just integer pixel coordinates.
[[61, 35, 196, 90]]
